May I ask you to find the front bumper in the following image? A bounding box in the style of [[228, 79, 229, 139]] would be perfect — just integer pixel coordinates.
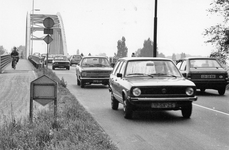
[[81, 77, 110, 84], [130, 96, 198, 102], [128, 96, 198, 110]]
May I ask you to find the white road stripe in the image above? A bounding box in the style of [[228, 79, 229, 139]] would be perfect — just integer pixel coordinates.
[[194, 104, 229, 116]]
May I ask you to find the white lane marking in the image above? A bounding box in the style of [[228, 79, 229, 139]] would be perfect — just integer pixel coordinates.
[[194, 104, 229, 116]]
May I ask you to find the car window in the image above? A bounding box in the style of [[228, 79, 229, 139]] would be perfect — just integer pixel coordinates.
[[112, 60, 121, 75], [176, 61, 182, 69], [119, 61, 127, 75], [125, 60, 181, 77], [115, 61, 124, 76], [190, 59, 221, 68], [180, 60, 186, 71], [81, 57, 110, 67], [54, 56, 67, 60]]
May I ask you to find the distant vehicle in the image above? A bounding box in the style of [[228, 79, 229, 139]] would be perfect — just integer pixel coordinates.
[[33, 52, 40, 57], [70, 54, 82, 65], [52, 55, 70, 70], [109, 57, 198, 119], [176, 57, 229, 95], [76, 56, 113, 88]]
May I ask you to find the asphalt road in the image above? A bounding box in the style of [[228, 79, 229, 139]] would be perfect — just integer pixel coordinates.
[[53, 66, 229, 150]]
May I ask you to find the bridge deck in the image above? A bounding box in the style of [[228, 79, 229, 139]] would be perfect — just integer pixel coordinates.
[[0, 59, 45, 125]]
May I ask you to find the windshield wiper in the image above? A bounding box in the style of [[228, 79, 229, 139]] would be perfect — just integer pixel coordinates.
[[148, 73, 177, 78], [127, 73, 145, 76]]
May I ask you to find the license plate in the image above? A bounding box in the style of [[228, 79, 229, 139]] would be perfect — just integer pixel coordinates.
[[151, 103, 176, 108], [201, 75, 216, 78], [93, 80, 102, 83]]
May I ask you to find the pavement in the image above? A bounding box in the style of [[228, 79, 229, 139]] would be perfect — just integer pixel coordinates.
[[0, 59, 44, 125]]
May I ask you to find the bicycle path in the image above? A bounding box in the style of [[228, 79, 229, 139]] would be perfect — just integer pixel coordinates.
[[0, 59, 44, 125]]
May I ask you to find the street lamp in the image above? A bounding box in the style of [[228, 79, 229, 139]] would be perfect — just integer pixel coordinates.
[[153, 0, 158, 57]]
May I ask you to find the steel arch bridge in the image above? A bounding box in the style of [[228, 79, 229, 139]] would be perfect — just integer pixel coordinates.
[[25, 12, 67, 58]]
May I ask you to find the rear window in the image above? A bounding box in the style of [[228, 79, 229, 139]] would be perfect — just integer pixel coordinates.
[[190, 59, 221, 68], [73, 55, 82, 60]]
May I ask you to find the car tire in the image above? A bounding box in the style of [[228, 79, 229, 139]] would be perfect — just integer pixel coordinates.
[[218, 87, 226, 95], [77, 78, 80, 86], [80, 80, 85, 88], [181, 102, 192, 119], [67, 66, 70, 70], [52, 67, 55, 70], [111, 92, 119, 110], [123, 99, 133, 119]]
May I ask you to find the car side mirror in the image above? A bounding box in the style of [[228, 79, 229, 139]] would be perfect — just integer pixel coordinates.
[[117, 73, 122, 78]]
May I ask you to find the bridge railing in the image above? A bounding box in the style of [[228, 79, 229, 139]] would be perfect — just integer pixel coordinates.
[[28, 55, 45, 69], [0, 54, 11, 73]]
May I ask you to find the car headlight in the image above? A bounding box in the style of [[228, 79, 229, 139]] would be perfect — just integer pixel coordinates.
[[132, 88, 141, 96], [186, 87, 194, 96], [81, 72, 87, 77]]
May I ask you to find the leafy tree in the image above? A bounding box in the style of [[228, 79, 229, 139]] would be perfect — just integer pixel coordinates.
[[116, 36, 128, 58], [157, 52, 165, 58], [204, 0, 229, 64], [0, 46, 6, 55], [180, 52, 186, 59], [139, 38, 154, 57], [172, 53, 176, 61]]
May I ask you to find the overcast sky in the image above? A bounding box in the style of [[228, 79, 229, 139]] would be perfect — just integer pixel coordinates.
[[0, 0, 222, 57]]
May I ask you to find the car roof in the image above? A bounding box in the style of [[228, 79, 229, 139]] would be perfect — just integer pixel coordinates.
[[118, 57, 173, 61], [82, 56, 108, 58], [179, 57, 217, 60]]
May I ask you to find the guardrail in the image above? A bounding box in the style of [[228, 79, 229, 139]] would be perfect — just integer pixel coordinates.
[[28, 55, 45, 69], [0, 54, 11, 73]]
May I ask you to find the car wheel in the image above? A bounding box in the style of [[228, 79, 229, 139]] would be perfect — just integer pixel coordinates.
[[67, 66, 70, 70], [111, 92, 119, 110], [123, 99, 133, 119], [181, 102, 192, 119], [52, 67, 55, 70], [77, 78, 80, 86], [200, 88, 205, 93], [218, 87, 226, 95], [80, 80, 85, 88]]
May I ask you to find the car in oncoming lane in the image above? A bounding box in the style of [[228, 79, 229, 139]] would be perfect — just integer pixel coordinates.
[[76, 56, 113, 88], [109, 57, 198, 119], [52, 55, 70, 70], [176, 57, 229, 95]]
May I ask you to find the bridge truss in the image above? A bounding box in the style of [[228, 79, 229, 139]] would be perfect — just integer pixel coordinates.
[[25, 12, 68, 58]]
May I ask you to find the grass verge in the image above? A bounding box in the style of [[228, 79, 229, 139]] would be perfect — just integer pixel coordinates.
[[0, 67, 118, 150]]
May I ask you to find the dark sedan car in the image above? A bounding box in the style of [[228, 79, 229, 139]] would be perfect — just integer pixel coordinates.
[[52, 55, 70, 70], [176, 57, 229, 95], [109, 57, 198, 119], [76, 56, 113, 88]]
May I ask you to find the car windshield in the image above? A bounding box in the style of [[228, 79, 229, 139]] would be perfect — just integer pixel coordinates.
[[54, 56, 68, 60], [81, 57, 110, 67], [125, 60, 181, 77], [190, 59, 221, 68]]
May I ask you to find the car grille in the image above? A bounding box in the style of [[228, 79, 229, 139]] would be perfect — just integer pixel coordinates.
[[191, 74, 225, 79], [85, 71, 111, 78], [138, 86, 189, 97]]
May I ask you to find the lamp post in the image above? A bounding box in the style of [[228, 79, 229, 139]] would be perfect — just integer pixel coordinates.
[[153, 0, 158, 57]]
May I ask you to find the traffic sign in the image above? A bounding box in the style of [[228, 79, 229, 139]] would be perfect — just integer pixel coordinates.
[[43, 35, 53, 44], [43, 17, 54, 28]]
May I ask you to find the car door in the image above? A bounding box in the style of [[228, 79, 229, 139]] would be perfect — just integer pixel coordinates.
[[109, 60, 121, 99], [110, 60, 125, 102]]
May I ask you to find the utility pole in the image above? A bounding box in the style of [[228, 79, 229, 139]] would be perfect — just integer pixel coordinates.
[[153, 0, 158, 57]]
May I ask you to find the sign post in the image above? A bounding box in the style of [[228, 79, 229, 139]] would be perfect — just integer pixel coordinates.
[[43, 17, 54, 68], [30, 75, 57, 124]]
